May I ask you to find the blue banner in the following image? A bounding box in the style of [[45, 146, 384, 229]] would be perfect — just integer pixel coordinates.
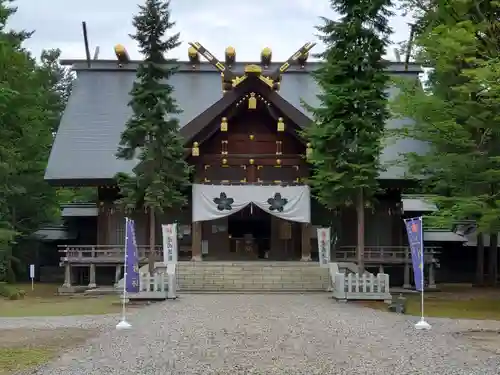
[[404, 217, 424, 291], [125, 218, 139, 293]]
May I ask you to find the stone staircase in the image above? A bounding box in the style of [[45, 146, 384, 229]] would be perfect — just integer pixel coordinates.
[[177, 262, 329, 292], [118, 261, 329, 292]]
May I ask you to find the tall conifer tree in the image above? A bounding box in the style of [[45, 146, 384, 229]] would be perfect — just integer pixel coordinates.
[[305, 0, 392, 272], [116, 0, 190, 270]]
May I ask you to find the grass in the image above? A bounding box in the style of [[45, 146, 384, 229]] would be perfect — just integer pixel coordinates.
[[361, 285, 500, 320], [0, 283, 123, 317], [0, 327, 97, 375]]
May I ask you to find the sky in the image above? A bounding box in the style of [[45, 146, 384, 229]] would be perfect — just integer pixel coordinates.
[[7, 0, 413, 62]]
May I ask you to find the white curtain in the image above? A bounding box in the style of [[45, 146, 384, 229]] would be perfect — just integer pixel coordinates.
[[192, 184, 310, 223]]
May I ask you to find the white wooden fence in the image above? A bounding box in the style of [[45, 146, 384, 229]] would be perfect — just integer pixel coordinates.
[[330, 264, 392, 301], [126, 272, 168, 300]]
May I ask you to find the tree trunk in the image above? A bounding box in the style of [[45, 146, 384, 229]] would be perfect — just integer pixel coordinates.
[[148, 209, 156, 274], [488, 233, 498, 286], [356, 188, 365, 274], [475, 232, 484, 286]]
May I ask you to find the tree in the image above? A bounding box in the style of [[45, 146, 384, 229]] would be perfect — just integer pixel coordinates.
[[115, 0, 191, 271], [304, 0, 393, 272], [0, 0, 65, 281], [391, 0, 500, 285]]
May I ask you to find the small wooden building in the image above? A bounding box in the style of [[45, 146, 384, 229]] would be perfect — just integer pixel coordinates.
[[44, 44, 464, 288]]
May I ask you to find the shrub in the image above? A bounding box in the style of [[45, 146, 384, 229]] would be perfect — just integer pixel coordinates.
[[0, 282, 24, 300]]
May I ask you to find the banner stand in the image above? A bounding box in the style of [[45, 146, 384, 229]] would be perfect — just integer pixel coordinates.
[[404, 216, 431, 330], [116, 217, 134, 330]]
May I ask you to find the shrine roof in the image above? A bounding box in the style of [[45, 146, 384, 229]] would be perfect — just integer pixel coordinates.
[[45, 59, 425, 185]]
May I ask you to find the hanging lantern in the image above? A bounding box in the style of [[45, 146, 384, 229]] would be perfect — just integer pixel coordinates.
[[248, 92, 257, 109], [221, 117, 228, 132], [192, 142, 199, 156], [277, 117, 285, 132], [306, 143, 313, 159]]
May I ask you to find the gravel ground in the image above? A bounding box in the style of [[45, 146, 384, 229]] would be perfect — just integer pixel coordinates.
[[8, 294, 500, 375]]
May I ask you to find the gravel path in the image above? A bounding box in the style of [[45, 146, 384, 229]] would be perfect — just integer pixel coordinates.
[[12, 294, 500, 375]]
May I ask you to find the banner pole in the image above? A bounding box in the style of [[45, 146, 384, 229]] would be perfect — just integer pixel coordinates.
[[415, 216, 431, 330], [117, 217, 132, 330]]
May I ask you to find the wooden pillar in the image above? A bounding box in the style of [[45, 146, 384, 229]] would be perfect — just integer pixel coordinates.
[[88, 264, 97, 288], [488, 233, 498, 286], [270, 216, 280, 257], [428, 262, 436, 289], [192, 221, 202, 261], [403, 248, 411, 288], [301, 223, 311, 261], [476, 232, 484, 286], [114, 264, 122, 287]]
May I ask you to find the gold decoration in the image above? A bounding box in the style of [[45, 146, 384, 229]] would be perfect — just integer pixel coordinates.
[[306, 143, 313, 159], [240, 177, 247, 183], [222, 158, 228, 165], [114, 44, 130, 64], [221, 117, 228, 132], [276, 159, 281, 166], [262, 47, 272, 57], [244, 64, 262, 74], [249, 134, 255, 140], [225, 46, 235, 65], [192, 142, 199, 156], [277, 117, 285, 132], [249, 159, 254, 165], [261, 47, 272, 66], [188, 46, 198, 58], [221, 140, 228, 155], [248, 93, 257, 109], [259, 75, 274, 88]]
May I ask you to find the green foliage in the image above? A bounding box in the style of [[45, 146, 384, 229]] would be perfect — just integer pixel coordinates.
[[116, 0, 191, 214], [0, 0, 75, 281], [303, 0, 393, 209], [0, 282, 25, 300], [392, 0, 500, 233]]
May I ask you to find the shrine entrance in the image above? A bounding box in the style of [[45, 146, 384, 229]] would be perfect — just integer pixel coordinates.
[[192, 184, 312, 261]]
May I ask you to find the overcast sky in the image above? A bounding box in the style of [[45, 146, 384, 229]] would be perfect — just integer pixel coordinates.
[[7, 0, 413, 62]]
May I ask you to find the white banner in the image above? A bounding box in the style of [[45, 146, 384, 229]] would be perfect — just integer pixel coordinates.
[[317, 227, 331, 268], [192, 184, 311, 223], [162, 224, 178, 264]]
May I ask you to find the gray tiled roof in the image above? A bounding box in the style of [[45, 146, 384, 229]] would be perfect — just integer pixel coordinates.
[[45, 60, 425, 183]]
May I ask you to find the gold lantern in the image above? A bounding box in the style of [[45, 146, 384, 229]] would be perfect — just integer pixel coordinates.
[[277, 117, 285, 132], [221, 117, 228, 132], [192, 142, 199, 156]]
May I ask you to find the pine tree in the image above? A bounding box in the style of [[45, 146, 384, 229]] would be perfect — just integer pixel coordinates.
[[392, 0, 500, 285], [304, 0, 393, 272], [115, 0, 190, 270]]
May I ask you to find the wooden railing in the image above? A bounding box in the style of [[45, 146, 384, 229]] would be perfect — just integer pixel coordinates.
[[58, 245, 163, 264], [335, 246, 439, 264]]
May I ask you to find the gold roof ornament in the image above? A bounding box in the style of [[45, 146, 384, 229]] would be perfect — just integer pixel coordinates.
[[225, 46, 235, 66], [261, 47, 272, 67], [188, 46, 200, 66], [114, 44, 130, 65]]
